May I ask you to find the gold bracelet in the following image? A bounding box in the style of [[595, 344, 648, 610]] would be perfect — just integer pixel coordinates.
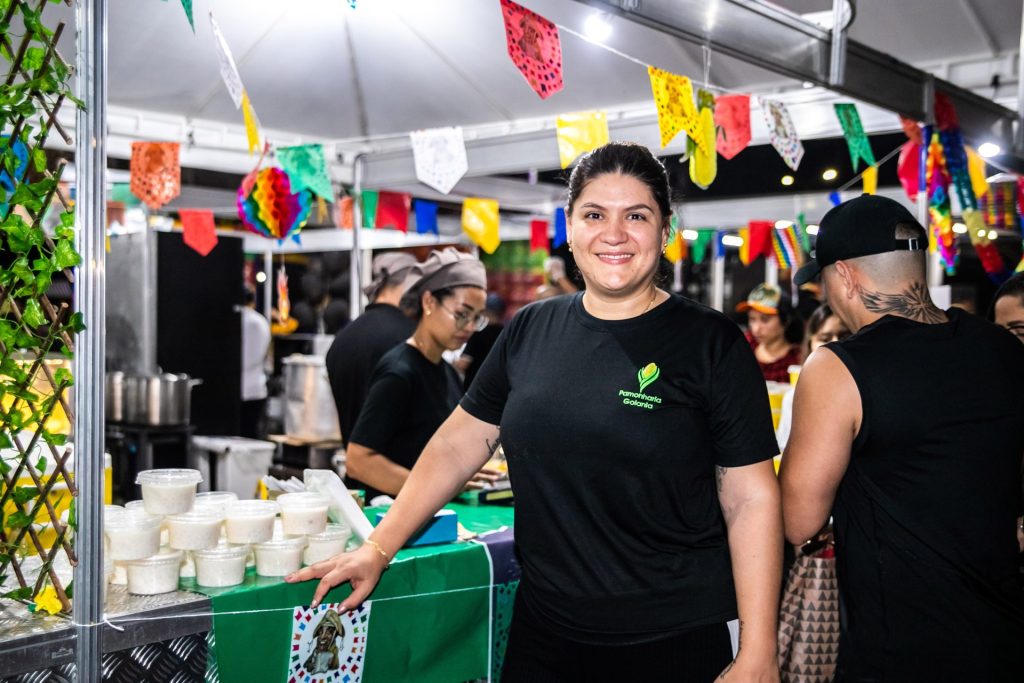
[[364, 538, 391, 567]]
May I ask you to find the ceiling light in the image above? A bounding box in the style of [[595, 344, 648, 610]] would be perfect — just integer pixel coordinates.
[[822, 168, 838, 181], [988, 230, 999, 240], [682, 229, 699, 241], [952, 222, 967, 234], [775, 220, 793, 230], [722, 234, 744, 247], [583, 13, 613, 42], [781, 175, 795, 186], [978, 142, 1001, 158], [255, 271, 267, 283], [806, 224, 819, 235]]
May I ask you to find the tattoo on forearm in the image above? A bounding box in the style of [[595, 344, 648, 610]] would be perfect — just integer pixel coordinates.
[[716, 465, 727, 492], [485, 432, 501, 458], [857, 281, 945, 323]]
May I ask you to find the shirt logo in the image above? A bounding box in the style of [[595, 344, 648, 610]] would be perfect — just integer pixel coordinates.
[[618, 362, 663, 410]]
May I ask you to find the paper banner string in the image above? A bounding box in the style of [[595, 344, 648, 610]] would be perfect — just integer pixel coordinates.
[[691, 230, 715, 265], [500, 0, 563, 100], [738, 226, 752, 265], [897, 141, 920, 201], [834, 103, 876, 170], [462, 197, 501, 254], [760, 98, 803, 171], [414, 199, 439, 235], [530, 219, 549, 252], [179, 209, 217, 256], [410, 127, 468, 195], [934, 92, 959, 131], [964, 146, 989, 200], [337, 196, 354, 229], [689, 89, 717, 189], [828, 191, 842, 206], [361, 190, 378, 229], [714, 93, 751, 160], [552, 207, 567, 248], [237, 167, 312, 243], [179, 0, 194, 32], [664, 216, 686, 264], [209, 13, 245, 108], [746, 221, 774, 264], [241, 91, 260, 154], [130, 142, 181, 210], [783, 225, 804, 267], [376, 191, 411, 232], [555, 111, 609, 169], [900, 115, 923, 145], [862, 165, 878, 195], [795, 213, 812, 253], [276, 144, 333, 200], [926, 131, 958, 272], [648, 66, 703, 150]]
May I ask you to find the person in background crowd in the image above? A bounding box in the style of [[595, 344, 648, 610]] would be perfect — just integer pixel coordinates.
[[991, 271, 1024, 342], [775, 304, 850, 450], [454, 292, 506, 390], [289, 142, 782, 682], [240, 286, 271, 438], [325, 252, 418, 447], [344, 248, 500, 502], [781, 194, 1024, 681], [534, 255, 580, 300], [737, 283, 803, 383]]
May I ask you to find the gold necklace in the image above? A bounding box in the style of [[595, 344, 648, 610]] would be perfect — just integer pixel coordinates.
[[642, 287, 658, 315]]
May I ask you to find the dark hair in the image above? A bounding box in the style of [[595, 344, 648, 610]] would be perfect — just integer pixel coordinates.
[[566, 142, 672, 220], [806, 304, 835, 338], [243, 287, 256, 306], [989, 272, 1024, 320], [410, 286, 455, 321], [776, 297, 805, 346]]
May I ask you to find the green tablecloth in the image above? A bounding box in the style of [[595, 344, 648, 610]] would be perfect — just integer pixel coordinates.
[[193, 496, 514, 683]]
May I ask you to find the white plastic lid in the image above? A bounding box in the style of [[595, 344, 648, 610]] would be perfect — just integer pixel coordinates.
[[256, 536, 307, 550], [126, 549, 183, 566], [308, 524, 351, 542], [166, 509, 225, 524], [226, 500, 279, 517], [105, 509, 163, 531], [136, 468, 203, 486], [275, 492, 329, 509], [193, 491, 239, 511], [193, 544, 250, 560], [124, 500, 146, 511]]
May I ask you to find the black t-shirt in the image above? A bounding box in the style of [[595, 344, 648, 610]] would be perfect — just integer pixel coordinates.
[[348, 342, 463, 501], [827, 309, 1024, 681], [461, 323, 503, 390], [461, 293, 779, 642], [325, 303, 415, 446]]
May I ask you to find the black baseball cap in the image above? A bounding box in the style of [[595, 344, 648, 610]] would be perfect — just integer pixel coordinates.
[[794, 194, 928, 285]]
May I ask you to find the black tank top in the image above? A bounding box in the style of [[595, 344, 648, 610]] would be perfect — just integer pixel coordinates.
[[828, 308, 1024, 682]]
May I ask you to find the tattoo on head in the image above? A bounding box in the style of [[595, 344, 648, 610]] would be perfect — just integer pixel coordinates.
[[858, 281, 946, 323], [715, 465, 727, 492]]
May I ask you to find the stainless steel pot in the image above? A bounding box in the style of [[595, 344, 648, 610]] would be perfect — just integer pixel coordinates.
[[105, 371, 125, 422], [121, 373, 202, 426], [282, 355, 340, 441]]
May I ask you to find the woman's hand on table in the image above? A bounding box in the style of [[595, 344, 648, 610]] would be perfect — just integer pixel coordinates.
[[285, 543, 389, 610], [463, 467, 504, 491]]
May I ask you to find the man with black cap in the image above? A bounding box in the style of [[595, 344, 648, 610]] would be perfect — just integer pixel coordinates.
[[325, 252, 418, 447], [780, 194, 1024, 680]]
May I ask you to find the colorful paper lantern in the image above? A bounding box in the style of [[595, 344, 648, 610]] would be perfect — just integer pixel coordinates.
[[236, 167, 312, 243]]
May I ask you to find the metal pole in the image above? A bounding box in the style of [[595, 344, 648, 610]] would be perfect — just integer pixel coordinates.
[[828, 0, 847, 86], [764, 255, 779, 288], [350, 155, 365, 320], [711, 236, 725, 312], [73, 0, 107, 680], [262, 249, 273, 322]]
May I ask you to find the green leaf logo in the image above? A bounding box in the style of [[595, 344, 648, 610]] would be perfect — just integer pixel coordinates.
[[637, 362, 660, 392]]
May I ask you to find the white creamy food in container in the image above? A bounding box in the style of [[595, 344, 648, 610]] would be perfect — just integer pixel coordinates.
[[126, 549, 183, 595], [165, 509, 224, 551], [303, 524, 352, 566], [193, 545, 249, 587], [254, 536, 306, 576], [104, 508, 163, 561], [224, 500, 279, 544], [136, 469, 203, 515], [275, 492, 330, 535]]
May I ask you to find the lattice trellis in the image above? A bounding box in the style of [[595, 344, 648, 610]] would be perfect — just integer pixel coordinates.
[[0, 0, 81, 613]]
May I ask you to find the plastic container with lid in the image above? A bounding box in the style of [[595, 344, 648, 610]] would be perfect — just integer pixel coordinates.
[[104, 509, 163, 561], [125, 550, 183, 595], [165, 509, 224, 551], [136, 469, 203, 515], [194, 545, 249, 587], [192, 491, 239, 515], [276, 492, 330, 536], [254, 536, 306, 576], [303, 524, 352, 566], [224, 500, 279, 544]]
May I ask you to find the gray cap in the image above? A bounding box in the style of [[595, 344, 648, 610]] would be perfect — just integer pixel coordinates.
[[362, 252, 419, 301], [401, 248, 487, 306]]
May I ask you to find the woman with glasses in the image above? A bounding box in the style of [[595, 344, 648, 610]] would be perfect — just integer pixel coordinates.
[[344, 247, 499, 502]]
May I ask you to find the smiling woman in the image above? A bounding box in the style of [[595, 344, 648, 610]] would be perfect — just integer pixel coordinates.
[[288, 144, 784, 683]]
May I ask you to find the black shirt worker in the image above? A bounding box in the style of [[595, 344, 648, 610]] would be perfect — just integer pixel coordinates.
[[781, 194, 1024, 681], [325, 252, 417, 447]]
